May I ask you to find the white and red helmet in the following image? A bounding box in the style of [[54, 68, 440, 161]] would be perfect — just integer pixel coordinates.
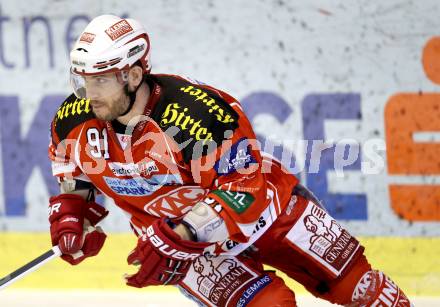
[[70, 14, 151, 76]]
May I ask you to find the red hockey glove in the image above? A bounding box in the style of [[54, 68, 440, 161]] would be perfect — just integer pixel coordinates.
[[125, 219, 210, 288], [61, 225, 107, 265], [48, 194, 109, 265]]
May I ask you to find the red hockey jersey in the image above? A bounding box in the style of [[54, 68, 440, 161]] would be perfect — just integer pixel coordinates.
[[49, 74, 298, 254]]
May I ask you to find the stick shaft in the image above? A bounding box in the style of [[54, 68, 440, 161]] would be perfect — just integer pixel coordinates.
[[0, 246, 61, 290]]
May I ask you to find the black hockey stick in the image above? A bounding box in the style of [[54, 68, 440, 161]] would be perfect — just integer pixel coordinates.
[[0, 245, 61, 290]]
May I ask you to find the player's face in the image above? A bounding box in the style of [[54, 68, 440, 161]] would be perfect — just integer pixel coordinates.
[[83, 73, 130, 121]]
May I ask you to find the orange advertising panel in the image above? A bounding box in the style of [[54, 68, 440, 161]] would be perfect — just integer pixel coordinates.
[[385, 41, 440, 221], [385, 94, 440, 175]]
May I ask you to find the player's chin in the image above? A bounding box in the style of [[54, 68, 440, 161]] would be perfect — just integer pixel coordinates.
[[92, 111, 106, 120], [92, 108, 113, 121]]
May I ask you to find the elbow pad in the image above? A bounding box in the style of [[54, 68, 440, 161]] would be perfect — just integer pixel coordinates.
[[182, 199, 229, 242]]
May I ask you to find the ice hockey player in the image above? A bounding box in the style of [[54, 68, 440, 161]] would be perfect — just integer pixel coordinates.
[[48, 14, 413, 306]]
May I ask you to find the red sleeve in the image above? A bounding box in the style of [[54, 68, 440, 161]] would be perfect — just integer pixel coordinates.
[[49, 126, 81, 180], [187, 87, 275, 242], [48, 95, 94, 181]]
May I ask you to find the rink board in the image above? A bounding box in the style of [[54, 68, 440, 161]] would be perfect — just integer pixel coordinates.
[[0, 233, 438, 297]]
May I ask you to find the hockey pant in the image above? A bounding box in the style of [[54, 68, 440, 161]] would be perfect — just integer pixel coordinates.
[[178, 185, 413, 306]]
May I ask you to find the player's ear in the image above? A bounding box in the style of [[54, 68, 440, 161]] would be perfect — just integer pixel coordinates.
[[128, 66, 143, 90]]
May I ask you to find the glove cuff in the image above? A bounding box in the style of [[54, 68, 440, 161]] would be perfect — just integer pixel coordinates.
[[84, 202, 109, 226], [155, 219, 210, 253]]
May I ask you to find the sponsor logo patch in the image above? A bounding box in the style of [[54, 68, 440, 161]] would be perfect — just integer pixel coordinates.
[[144, 187, 207, 218], [179, 85, 236, 124], [153, 77, 239, 163], [103, 173, 182, 197], [72, 59, 86, 67], [236, 275, 272, 307], [214, 138, 257, 175], [143, 225, 200, 260], [351, 270, 378, 303], [183, 255, 256, 306], [127, 44, 145, 58], [352, 271, 409, 306], [105, 19, 133, 41], [108, 161, 158, 177], [79, 32, 95, 43], [56, 98, 91, 120], [212, 190, 254, 214], [221, 216, 267, 252], [373, 274, 405, 307], [285, 202, 360, 276], [160, 102, 214, 142]]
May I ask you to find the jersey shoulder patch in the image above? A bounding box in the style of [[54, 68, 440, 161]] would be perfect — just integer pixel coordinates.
[[149, 74, 239, 162], [51, 93, 95, 142]]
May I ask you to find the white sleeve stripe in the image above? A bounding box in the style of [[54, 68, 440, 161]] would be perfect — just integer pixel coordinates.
[[51, 162, 77, 175]]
